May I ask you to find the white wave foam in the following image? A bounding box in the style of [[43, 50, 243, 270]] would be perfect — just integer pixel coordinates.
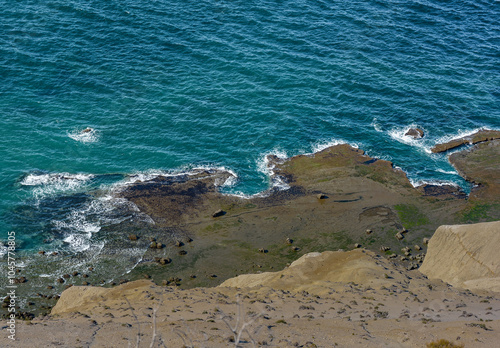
[[436, 168, 459, 175], [409, 178, 460, 188], [63, 234, 92, 253], [21, 173, 94, 187], [371, 118, 383, 133], [21, 172, 94, 202], [68, 127, 99, 143], [311, 138, 357, 154], [433, 127, 487, 146], [388, 124, 431, 153], [0, 244, 7, 258]]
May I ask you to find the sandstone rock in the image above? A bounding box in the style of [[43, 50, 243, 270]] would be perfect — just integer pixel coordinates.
[[423, 237, 430, 245], [354, 243, 361, 248], [405, 128, 424, 139], [285, 237, 293, 245], [420, 221, 500, 292], [395, 232, 404, 240], [366, 229, 373, 235], [380, 246, 390, 252], [317, 193, 327, 199]]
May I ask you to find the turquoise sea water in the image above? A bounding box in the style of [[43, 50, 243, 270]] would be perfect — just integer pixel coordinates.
[[1, 0, 499, 258]]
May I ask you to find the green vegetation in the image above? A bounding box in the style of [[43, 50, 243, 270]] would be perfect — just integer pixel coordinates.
[[394, 204, 429, 228], [460, 203, 500, 223]]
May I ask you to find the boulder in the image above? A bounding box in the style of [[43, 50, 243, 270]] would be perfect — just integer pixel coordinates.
[[405, 128, 424, 139], [419, 221, 500, 292], [212, 209, 226, 218]]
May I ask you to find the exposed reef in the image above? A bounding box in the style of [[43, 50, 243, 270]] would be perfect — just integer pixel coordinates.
[[431, 129, 500, 153]]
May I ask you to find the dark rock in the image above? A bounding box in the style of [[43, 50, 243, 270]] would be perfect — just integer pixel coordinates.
[[405, 128, 424, 139], [212, 209, 226, 218], [38, 251, 45, 255], [88, 267, 94, 271], [82, 274, 89, 278], [431, 129, 500, 153], [82, 127, 93, 133], [178, 250, 187, 256], [62, 274, 70, 279], [72, 271, 79, 277], [56, 278, 64, 283]]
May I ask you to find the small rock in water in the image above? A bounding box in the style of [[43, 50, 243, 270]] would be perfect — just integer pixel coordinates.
[[405, 128, 424, 139], [38, 251, 45, 255], [82, 127, 93, 133]]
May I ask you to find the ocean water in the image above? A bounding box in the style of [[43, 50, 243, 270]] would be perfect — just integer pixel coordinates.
[[1, 0, 499, 262]]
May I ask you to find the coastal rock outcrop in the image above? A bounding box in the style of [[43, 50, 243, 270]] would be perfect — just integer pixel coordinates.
[[431, 129, 500, 153], [419, 221, 500, 292], [218, 249, 406, 295]]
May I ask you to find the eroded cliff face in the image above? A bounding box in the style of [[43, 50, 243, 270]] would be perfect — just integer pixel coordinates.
[[420, 221, 500, 292]]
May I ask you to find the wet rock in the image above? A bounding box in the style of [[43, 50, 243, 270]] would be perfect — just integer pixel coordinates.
[[431, 129, 500, 153], [38, 251, 45, 255], [72, 271, 79, 277], [82, 274, 89, 278], [149, 241, 157, 248], [56, 278, 64, 283], [128, 234, 138, 241], [62, 274, 71, 279], [212, 209, 226, 218], [51, 252, 58, 256], [82, 127, 93, 133], [405, 128, 424, 139]]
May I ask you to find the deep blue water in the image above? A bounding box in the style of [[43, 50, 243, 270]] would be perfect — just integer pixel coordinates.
[[1, 0, 499, 257]]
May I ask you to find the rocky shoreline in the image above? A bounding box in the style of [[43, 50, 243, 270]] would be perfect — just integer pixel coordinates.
[[2, 131, 500, 327]]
